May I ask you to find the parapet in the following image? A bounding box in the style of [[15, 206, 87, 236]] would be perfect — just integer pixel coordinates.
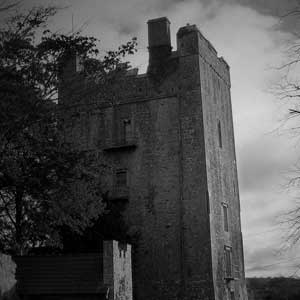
[[176, 23, 230, 85]]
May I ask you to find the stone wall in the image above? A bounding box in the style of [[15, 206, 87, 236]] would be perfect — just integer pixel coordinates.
[[102, 96, 183, 300], [0, 254, 16, 300], [15, 241, 131, 300], [198, 24, 248, 300], [104, 241, 132, 300], [0, 241, 131, 300]]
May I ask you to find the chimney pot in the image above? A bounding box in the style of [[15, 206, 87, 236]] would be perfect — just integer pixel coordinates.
[[147, 17, 171, 48], [147, 17, 172, 73]]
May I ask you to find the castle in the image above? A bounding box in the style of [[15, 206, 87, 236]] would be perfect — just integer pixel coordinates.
[[60, 17, 248, 300]]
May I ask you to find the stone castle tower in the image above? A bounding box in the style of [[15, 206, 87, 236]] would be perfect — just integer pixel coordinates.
[[60, 17, 248, 300]]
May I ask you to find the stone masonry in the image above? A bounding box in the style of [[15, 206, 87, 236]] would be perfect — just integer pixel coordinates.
[[60, 17, 248, 300]]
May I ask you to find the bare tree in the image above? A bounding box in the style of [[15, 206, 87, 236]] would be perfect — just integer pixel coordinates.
[[274, 5, 300, 247], [0, 0, 20, 12]]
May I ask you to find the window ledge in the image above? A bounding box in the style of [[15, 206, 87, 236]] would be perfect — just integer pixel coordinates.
[[224, 276, 234, 281], [103, 138, 138, 152]]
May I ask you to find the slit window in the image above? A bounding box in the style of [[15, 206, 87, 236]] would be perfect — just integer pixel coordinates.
[[218, 120, 222, 148], [222, 203, 229, 232], [224, 246, 233, 279], [206, 190, 210, 215]]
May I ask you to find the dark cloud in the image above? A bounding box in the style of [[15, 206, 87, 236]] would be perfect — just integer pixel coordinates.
[[237, 0, 298, 16], [20, 0, 300, 35], [232, 0, 300, 32]]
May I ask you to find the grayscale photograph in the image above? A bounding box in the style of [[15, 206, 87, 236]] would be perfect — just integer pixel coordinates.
[[1, 1, 300, 300]]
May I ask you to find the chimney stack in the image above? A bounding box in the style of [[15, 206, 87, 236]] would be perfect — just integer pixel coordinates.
[[147, 17, 172, 71]]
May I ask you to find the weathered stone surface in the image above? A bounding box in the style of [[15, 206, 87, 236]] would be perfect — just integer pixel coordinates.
[[0, 254, 16, 299]]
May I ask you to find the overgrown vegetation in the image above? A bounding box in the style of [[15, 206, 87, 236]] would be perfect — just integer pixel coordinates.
[[0, 5, 137, 254]]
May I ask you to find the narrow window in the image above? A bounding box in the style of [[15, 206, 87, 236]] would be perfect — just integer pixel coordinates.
[[233, 180, 236, 196], [218, 120, 222, 148], [222, 203, 229, 232], [122, 119, 132, 143], [224, 246, 233, 278], [230, 291, 235, 300], [116, 170, 127, 187]]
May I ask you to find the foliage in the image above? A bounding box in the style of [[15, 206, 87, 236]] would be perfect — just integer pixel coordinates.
[[59, 193, 135, 254], [0, 6, 137, 254]]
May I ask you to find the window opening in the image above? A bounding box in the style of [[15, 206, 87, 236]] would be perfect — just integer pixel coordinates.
[[122, 119, 132, 143], [218, 120, 222, 148], [116, 170, 127, 187], [222, 203, 229, 232], [224, 246, 233, 279]]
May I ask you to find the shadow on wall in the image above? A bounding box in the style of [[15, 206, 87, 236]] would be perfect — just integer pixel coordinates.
[[0, 254, 17, 300]]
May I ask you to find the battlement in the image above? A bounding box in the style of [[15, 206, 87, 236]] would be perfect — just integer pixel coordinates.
[[145, 19, 231, 85], [59, 18, 230, 107]]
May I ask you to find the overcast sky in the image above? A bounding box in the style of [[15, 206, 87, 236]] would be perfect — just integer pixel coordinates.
[[20, 0, 300, 277]]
